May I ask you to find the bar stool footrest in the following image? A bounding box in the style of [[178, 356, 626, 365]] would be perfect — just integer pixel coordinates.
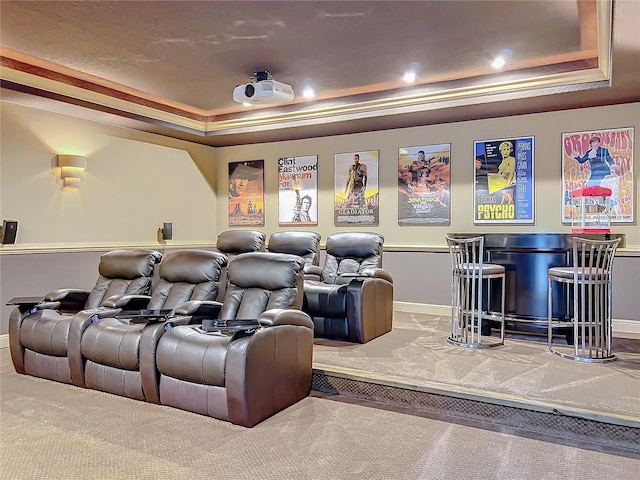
[[549, 346, 617, 363], [447, 336, 504, 349]]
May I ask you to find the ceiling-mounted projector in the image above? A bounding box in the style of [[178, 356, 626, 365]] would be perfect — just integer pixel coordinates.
[[233, 71, 294, 105]]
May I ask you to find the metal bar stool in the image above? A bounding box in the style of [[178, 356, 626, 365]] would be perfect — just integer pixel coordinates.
[[445, 235, 505, 348], [548, 237, 620, 362]]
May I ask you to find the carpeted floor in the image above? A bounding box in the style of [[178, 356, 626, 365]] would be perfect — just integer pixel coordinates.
[[312, 311, 640, 424], [1, 346, 639, 480]]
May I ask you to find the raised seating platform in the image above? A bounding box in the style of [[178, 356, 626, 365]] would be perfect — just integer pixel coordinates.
[[311, 308, 640, 456]]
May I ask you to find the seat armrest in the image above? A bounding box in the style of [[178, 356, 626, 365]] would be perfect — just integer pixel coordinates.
[[34, 301, 63, 311], [172, 300, 223, 317], [102, 294, 151, 309], [339, 272, 371, 279], [45, 289, 90, 304], [6, 296, 47, 313], [43, 289, 90, 311], [258, 309, 314, 329], [358, 268, 393, 283], [305, 265, 322, 278]]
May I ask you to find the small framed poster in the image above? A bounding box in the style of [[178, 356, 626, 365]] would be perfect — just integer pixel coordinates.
[[398, 144, 451, 225], [561, 127, 634, 223], [474, 136, 534, 224], [334, 150, 379, 225], [278, 155, 318, 226], [228, 160, 264, 226]]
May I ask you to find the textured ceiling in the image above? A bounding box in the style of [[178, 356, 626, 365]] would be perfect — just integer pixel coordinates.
[[1, 0, 638, 146]]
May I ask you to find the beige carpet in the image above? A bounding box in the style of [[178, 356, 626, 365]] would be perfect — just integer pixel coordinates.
[[313, 311, 640, 424], [1, 347, 639, 480]]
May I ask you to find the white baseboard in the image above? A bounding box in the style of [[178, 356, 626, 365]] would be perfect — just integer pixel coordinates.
[[394, 301, 451, 317], [1, 305, 637, 348], [393, 301, 640, 336]]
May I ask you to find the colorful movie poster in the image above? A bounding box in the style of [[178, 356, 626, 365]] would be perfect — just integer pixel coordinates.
[[278, 155, 318, 226], [228, 160, 264, 226], [474, 137, 534, 224], [561, 127, 634, 223], [334, 150, 379, 225], [398, 144, 451, 225]]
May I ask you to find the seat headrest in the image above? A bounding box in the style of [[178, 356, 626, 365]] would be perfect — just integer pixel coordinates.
[[268, 231, 321, 256], [228, 252, 304, 290], [99, 249, 161, 279], [159, 250, 227, 284], [326, 232, 384, 258], [216, 230, 266, 254]]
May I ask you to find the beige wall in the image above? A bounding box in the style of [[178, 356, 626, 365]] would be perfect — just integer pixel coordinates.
[[2, 101, 637, 249], [0, 102, 218, 246], [1, 101, 639, 333], [215, 102, 639, 249]]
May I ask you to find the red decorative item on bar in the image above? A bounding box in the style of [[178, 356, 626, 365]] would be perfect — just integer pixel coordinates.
[[570, 186, 612, 233]]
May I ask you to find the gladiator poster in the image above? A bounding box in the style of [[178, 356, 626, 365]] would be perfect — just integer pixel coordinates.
[[334, 150, 379, 225], [228, 160, 264, 226], [278, 155, 318, 226], [474, 136, 534, 224], [398, 144, 451, 225], [561, 127, 634, 223]]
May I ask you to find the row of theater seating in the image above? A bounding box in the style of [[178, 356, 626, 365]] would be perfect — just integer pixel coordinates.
[[8, 230, 394, 427]]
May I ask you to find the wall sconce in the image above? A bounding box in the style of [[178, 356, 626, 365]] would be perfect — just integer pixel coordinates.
[[55, 154, 87, 189]]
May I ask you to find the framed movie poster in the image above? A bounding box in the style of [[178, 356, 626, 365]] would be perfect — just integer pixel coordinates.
[[474, 136, 534, 224], [228, 160, 264, 226], [278, 155, 318, 226], [398, 144, 451, 225], [561, 127, 634, 223], [334, 150, 379, 225]]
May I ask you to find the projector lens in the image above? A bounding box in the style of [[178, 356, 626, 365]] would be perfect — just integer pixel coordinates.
[[244, 84, 255, 97]]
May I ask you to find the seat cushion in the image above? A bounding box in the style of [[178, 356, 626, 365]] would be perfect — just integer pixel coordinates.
[[156, 326, 230, 387], [303, 280, 347, 317], [19, 310, 72, 356], [454, 263, 505, 276], [80, 319, 145, 371], [548, 266, 609, 280]]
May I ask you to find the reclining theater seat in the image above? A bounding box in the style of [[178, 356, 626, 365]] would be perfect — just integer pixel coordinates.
[[303, 232, 394, 343], [71, 249, 227, 403], [155, 252, 314, 427], [267, 231, 322, 277], [8, 249, 161, 385], [212, 229, 266, 300]]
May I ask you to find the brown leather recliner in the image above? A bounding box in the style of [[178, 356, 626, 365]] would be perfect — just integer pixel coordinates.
[[8, 249, 161, 385], [212, 229, 266, 300], [154, 252, 314, 427], [303, 232, 394, 343], [70, 249, 227, 403], [267, 231, 321, 277]]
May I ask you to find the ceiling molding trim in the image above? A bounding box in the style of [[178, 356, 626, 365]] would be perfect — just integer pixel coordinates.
[[597, 0, 613, 79], [0, 50, 209, 120], [0, 65, 208, 132], [204, 68, 611, 135]]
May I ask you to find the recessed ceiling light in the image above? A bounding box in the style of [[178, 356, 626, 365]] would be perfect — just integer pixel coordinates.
[[403, 71, 416, 83], [491, 56, 506, 69], [303, 87, 315, 99]]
